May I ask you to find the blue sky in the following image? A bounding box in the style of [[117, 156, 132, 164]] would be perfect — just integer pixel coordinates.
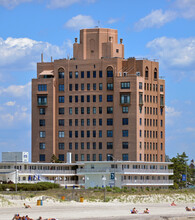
[[0, 0, 194, 162]]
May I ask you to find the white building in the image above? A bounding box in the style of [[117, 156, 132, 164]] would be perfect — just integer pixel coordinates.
[[0, 160, 173, 189], [2, 152, 29, 163]]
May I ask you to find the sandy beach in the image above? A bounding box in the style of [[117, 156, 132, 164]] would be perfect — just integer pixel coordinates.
[[0, 194, 195, 220]]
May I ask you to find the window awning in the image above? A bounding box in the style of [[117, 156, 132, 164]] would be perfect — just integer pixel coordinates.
[[39, 70, 54, 76]]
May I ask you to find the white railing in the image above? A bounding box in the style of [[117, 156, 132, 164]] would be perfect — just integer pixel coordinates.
[[123, 169, 173, 174], [77, 168, 173, 174], [18, 169, 76, 175], [77, 168, 121, 173], [122, 179, 173, 185]]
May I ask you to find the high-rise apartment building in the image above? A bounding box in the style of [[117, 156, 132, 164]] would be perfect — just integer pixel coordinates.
[[32, 28, 165, 163]]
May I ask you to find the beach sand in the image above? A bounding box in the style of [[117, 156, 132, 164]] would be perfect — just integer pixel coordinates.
[[0, 195, 195, 220]]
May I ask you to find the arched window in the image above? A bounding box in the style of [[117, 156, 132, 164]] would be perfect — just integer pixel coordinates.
[[107, 66, 113, 77], [145, 67, 148, 78], [154, 68, 157, 79], [58, 68, 64, 79]]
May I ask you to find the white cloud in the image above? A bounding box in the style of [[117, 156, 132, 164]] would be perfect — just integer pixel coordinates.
[[0, 0, 32, 9], [134, 9, 177, 31], [107, 18, 119, 24], [65, 15, 95, 30], [146, 37, 195, 77], [165, 105, 181, 125], [174, 0, 195, 19], [0, 37, 65, 71], [4, 101, 16, 106], [47, 0, 96, 9], [0, 82, 31, 97]]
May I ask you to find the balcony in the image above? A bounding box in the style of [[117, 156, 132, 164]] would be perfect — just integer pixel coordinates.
[[18, 169, 76, 175], [77, 168, 121, 174], [122, 179, 173, 186], [37, 102, 47, 106], [122, 168, 173, 175]]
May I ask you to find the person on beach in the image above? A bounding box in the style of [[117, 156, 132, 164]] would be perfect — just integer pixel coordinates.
[[131, 207, 138, 214], [24, 203, 31, 208], [143, 208, 149, 214], [192, 206, 195, 211], [171, 201, 176, 206], [186, 206, 191, 211]]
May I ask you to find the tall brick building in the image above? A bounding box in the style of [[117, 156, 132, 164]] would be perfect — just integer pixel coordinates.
[[32, 28, 165, 163]]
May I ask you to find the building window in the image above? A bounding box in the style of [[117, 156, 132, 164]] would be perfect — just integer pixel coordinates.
[[107, 95, 113, 102], [75, 96, 78, 103], [69, 71, 72, 79], [81, 71, 84, 78], [93, 142, 96, 149], [122, 130, 128, 137], [93, 107, 96, 114], [81, 95, 84, 102], [38, 84, 47, 91], [93, 71, 96, 78], [99, 154, 102, 161], [39, 154, 45, 161], [161, 143, 163, 150], [81, 154, 84, 161], [69, 107, 72, 115], [93, 83, 96, 90], [75, 154, 78, 161], [122, 118, 128, 125], [160, 85, 163, 92], [99, 95, 102, 102], [87, 154, 90, 161], [93, 130, 96, 138], [93, 154, 96, 161], [121, 82, 130, 89], [145, 67, 148, 78], [81, 119, 84, 126], [69, 131, 72, 138], [99, 118, 102, 126], [122, 106, 128, 113], [87, 83, 90, 90], [59, 84, 64, 91], [107, 142, 113, 149], [59, 154, 64, 162], [93, 95, 96, 102], [81, 107, 84, 114], [139, 82, 142, 89], [81, 83, 84, 90], [69, 96, 72, 103], [107, 83, 113, 90], [107, 154, 113, 161], [75, 84, 78, 91], [140, 154, 142, 161], [93, 119, 96, 126], [120, 94, 130, 104], [87, 130, 90, 137], [59, 96, 64, 103], [98, 70, 102, 78], [39, 108, 45, 115], [38, 96, 47, 105], [58, 131, 64, 138], [87, 107, 90, 114], [58, 119, 64, 126], [69, 143, 72, 150], [40, 131, 45, 138], [75, 142, 78, 150], [107, 107, 113, 114], [58, 69, 64, 79], [81, 142, 84, 149], [122, 142, 128, 149], [107, 130, 113, 137], [69, 84, 72, 91], [107, 67, 113, 77], [99, 142, 102, 149], [99, 130, 102, 138], [75, 71, 78, 78], [59, 108, 64, 115], [154, 68, 157, 79], [59, 143, 64, 150], [99, 107, 102, 114], [81, 131, 84, 138], [39, 119, 45, 126], [122, 154, 128, 161], [87, 71, 90, 78], [99, 83, 103, 90], [75, 131, 78, 138], [39, 143, 45, 149], [107, 118, 113, 126]]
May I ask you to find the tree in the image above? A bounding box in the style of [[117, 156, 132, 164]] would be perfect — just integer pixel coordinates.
[[169, 152, 190, 188]]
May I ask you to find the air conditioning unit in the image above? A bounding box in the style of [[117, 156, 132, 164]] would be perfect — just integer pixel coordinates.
[[136, 72, 141, 76]]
